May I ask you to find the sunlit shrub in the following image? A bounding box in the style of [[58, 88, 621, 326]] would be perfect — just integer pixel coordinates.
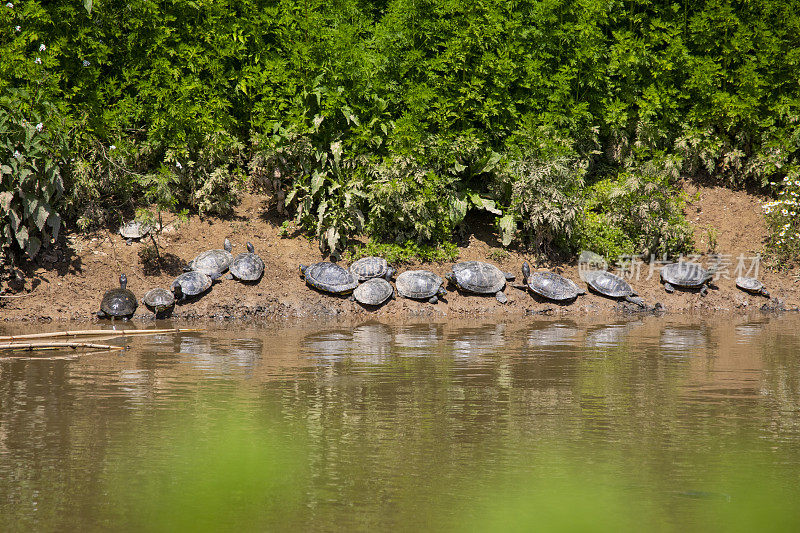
[[764, 168, 800, 265]]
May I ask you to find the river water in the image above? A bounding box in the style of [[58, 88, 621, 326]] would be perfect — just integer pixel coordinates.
[[1, 315, 799, 531]]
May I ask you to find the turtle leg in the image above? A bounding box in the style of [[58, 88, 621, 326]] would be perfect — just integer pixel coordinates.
[[96, 310, 106, 319], [126, 238, 133, 245], [428, 296, 438, 304], [225, 273, 233, 280], [625, 295, 646, 308], [700, 285, 708, 296], [495, 291, 508, 304], [664, 282, 675, 293], [504, 272, 515, 281]]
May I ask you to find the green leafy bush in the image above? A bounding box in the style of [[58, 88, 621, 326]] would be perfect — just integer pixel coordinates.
[[0, 89, 68, 258]]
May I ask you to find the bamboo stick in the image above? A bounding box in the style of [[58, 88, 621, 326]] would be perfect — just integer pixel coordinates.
[[0, 328, 203, 342], [0, 342, 126, 351]]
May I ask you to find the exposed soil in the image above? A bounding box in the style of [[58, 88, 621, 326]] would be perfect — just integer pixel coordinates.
[[2, 184, 799, 322]]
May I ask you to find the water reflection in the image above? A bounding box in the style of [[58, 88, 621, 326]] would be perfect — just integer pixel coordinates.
[[660, 326, 708, 358], [1, 316, 800, 531]]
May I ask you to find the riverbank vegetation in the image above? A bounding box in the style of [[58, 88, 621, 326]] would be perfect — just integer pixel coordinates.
[[2, 0, 799, 264]]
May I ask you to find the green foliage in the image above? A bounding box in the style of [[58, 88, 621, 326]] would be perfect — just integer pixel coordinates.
[[578, 161, 694, 259], [494, 155, 585, 252], [347, 240, 459, 266], [4, 0, 800, 257], [0, 88, 68, 259]]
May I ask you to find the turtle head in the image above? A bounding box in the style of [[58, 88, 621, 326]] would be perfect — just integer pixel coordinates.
[[171, 281, 184, 300], [224, 238, 233, 253], [385, 267, 395, 281], [299, 264, 308, 278], [438, 285, 448, 297], [444, 272, 456, 285], [521, 261, 531, 283], [246, 241, 254, 254], [119, 273, 128, 289]]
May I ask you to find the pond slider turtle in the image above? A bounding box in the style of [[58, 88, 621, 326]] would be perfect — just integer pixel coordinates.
[[520, 261, 584, 302], [446, 261, 514, 303], [396, 270, 447, 304], [735, 276, 770, 298], [142, 288, 176, 316], [98, 274, 138, 319], [660, 261, 715, 295], [583, 269, 646, 307], [353, 277, 394, 306], [350, 256, 394, 281], [186, 239, 233, 280], [118, 220, 153, 244], [227, 242, 264, 282], [171, 271, 212, 302], [300, 262, 359, 295]]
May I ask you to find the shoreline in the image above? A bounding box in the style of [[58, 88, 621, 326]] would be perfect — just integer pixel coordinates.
[[1, 190, 798, 323]]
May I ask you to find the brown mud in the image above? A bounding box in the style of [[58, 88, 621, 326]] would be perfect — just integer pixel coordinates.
[[2, 183, 798, 322]]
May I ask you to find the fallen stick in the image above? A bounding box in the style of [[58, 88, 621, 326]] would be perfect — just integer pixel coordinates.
[[0, 328, 203, 342], [0, 342, 126, 351]]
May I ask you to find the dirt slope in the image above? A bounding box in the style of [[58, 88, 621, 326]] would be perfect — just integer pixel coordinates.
[[2, 185, 798, 321]]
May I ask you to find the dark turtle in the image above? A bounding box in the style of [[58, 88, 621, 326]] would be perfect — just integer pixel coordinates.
[[446, 261, 514, 303], [584, 269, 646, 307], [520, 261, 584, 302], [227, 242, 264, 282], [171, 271, 212, 302], [98, 274, 138, 319], [735, 276, 770, 298], [350, 256, 394, 281], [186, 239, 233, 280], [300, 262, 359, 295], [142, 288, 176, 316], [353, 277, 394, 306], [395, 270, 447, 304], [660, 261, 715, 295], [119, 220, 153, 244]]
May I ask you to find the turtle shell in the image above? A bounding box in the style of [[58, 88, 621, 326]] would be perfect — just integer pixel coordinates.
[[353, 278, 394, 306], [302, 262, 359, 294], [449, 261, 506, 294], [142, 288, 175, 314], [350, 256, 392, 281], [584, 270, 635, 298], [119, 220, 152, 240], [230, 243, 264, 282], [526, 271, 584, 301], [396, 270, 445, 300], [100, 276, 138, 318], [171, 271, 212, 299], [736, 277, 765, 294], [660, 262, 711, 288]]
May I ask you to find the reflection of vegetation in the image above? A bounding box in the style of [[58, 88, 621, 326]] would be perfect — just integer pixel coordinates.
[[3, 319, 800, 530]]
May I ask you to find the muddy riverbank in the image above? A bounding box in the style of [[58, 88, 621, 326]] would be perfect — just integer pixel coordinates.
[[2, 185, 798, 321]]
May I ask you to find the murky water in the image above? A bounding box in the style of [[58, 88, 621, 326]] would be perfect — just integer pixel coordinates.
[[2, 315, 800, 531]]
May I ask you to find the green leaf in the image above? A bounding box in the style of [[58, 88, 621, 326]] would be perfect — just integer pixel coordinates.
[[311, 172, 325, 195], [26, 235, 41, 258], [325, 226, 340, 253], [83, 0, 93, 15], [0, 191, 12, 212], [499, 215, 516, 247], [0, 165, 11, 175]]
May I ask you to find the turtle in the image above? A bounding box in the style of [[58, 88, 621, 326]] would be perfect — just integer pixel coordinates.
[[142, 288, 176, 316], [118, 220, 153, 244], [395, 270, 447, 304], [171, 271, 213, 302], [583, 269, 646, 307], [520, 261, 585, 302], [186, 239, 234, 280], [660, 261, 715, 295], [299, 262, 359, 295], [226, 242, 264, 282], [353, 277, 394, 306], [97, 274, 138, 319], [445, 261, 514, 303], [735, 276, 770, 298], [350, 256, 395, 281]]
